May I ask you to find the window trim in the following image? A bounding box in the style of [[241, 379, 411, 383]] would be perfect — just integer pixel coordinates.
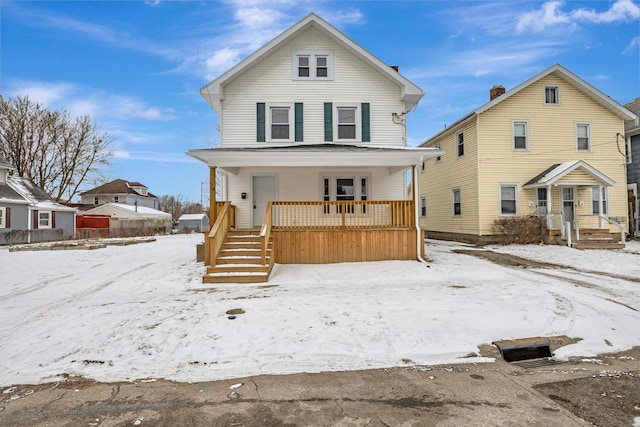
[[334, 104, 361, 142], [456, 130, 465, 158], [292, 50, 334, 80], [544, 85, 560, 105], [512, 120, 529, 151], [499, 183, 519, 216], [591, 187, 608, 215], [0, 207, 5, 228], [267, 103, 294, 142], [420, 195, 427, 217], [535, 187, 548, 216], [576, 122, 592, 152], [452, 188, 461, 217], [38, 210, 52, 229]]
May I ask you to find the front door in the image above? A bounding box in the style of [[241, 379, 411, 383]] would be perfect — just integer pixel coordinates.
[[252, 175, 276, 227], [562, 187, 575, 223]]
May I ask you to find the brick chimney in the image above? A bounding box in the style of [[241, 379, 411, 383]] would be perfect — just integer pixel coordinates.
[[489, 84, 506, 101], [390, 65, 399, 72]]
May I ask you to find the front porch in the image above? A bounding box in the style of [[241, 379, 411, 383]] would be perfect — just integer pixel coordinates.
[[203, 200, 420, 283]]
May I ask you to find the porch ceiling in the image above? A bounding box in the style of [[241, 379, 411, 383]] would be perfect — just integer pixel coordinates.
[[523, 160, 615, 189], [187, 144, 443, 172]]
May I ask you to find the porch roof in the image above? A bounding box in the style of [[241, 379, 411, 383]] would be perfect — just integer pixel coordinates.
[[187, 143, 443, 174], [523, 160, 615, 189]]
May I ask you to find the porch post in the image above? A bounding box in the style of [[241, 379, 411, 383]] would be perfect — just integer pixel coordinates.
[[209, 166, 217, 227], [599, 185, 604, 228]]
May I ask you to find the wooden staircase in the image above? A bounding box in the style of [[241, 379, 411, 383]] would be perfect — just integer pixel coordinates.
[[203, 229, 275, 283], [571, 228, 625, 249]]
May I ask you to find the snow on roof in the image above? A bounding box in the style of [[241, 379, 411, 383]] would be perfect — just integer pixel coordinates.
[[179, 213, 208, 221], [1, 176, 75, 211], [85, 203, 171, 218]]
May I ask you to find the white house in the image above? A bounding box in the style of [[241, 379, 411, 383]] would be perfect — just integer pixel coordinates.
[[188, 13, 441, 283]]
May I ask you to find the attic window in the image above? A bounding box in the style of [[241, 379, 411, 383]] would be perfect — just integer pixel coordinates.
[[292, 50, 333, 80], [544, 86, 559, 104]]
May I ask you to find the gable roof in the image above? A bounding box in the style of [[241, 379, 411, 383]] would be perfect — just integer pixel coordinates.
[[1, 176, 76, 211], [200, 13, 423, 113], [84, 202, 170, 218], [179, 213, 208, 221], [81, 179, 158, 198], [0, 155, 16, 171], [420, 64, 636, 146], [523, 160, 615, 189]]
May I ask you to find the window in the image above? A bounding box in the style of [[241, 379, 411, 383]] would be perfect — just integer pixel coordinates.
[[545, 86, 559, 104], [452, 188, 461, 216], [536, 188, 548, 215], [0, 207, 5, 228], [39, 211, 51, 228], [336, 177, 355, 214], [94, 196, 99, 205], [292, 50, 333, 80], [592, 187, 607, 215], [435, 142, 442, 163], [576, 123, 591, 151], [513, 121, 529, 150], [500, 184, 518, 215], [114, 196, 119, 203], [337, 107, 356, 140], [322, 177, 331, 214], [270, 107, 290, 140], [320, 175, 369, 214], [457, 131, 464, 157], [360, 177, 368, 214], [420, 195, 427, 217]]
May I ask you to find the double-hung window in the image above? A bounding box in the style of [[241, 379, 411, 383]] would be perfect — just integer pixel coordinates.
[[292, 50, 333, 80], [452, 188, 461, 216], [420, 195, 427, 217], [591, 187, 607, 215], [270, 107, 290, 140], [94, 196, 99, 205], [39, 211, 51, 228], [500, 184, 518, 215], [545, 86, 559, 104], [337, 107, 357, 140], [457, 131, 464, 157], [513, 121, 529, 150], [536, 188, 548, 215], [576, 123, 591, 151]]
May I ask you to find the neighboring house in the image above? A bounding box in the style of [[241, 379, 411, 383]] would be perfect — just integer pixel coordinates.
[[82, 203, 172, 236], [418, 64, 636, 247], [178, 213, 209, 233], [624, 97, 640, 237], [188, 13, 440, 283], [0, 155, 76, 245], [80, 179, 159, 210]]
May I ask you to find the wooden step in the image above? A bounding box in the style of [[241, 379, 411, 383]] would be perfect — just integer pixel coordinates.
[[572, 242, 625, 250], [202, 271, 270, 284], [207, 264, 270, 274]]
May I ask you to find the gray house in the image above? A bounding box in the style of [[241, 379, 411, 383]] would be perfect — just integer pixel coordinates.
[[79, 179, 159, 209], [0, 156, 76, 245], [178, 213, 209, 233], [625, 98, 640, 237]]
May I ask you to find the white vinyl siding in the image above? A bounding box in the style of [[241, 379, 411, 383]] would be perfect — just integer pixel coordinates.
[[221, 27, 406, 148]]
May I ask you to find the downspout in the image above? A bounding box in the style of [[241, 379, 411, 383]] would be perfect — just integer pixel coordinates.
[[414, 159, 429, 268]]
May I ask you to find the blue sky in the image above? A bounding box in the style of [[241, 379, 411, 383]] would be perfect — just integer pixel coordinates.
[[2, 0, 639, 203]]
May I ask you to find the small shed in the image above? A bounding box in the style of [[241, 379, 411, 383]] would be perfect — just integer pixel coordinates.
[[178, 213, 210, 233], [83, 203, 172, 236]]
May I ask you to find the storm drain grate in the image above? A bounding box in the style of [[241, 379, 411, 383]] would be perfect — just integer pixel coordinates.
[[493, 337, 563, 368]]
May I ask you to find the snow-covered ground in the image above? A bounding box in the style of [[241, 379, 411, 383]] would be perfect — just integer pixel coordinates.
[[0, 234, 639, 387]]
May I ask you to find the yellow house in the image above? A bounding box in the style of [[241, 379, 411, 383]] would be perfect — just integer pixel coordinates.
[[418, 64, 637, 247]]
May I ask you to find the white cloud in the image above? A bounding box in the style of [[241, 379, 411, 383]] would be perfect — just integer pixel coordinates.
[[624, 36, 640, 53], [5, 81, 75, 106], [204, 47, 242, 78], [517, 0, 640, 33]]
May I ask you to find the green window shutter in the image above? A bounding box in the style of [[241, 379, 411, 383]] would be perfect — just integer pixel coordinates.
[[361, 102, 370, 142], [256, 102, 265, 142], [324, 102, 333, 142], [294, 102, 303, 142]]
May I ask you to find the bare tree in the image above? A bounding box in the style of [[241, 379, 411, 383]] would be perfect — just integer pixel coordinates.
[[158, 194, 184, 222], [0, 95, 112, 202]]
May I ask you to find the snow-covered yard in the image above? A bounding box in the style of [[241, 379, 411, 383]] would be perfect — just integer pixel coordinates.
[[1, 234, 639, 387]]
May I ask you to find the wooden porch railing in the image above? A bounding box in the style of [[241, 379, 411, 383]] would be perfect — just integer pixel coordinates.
[[270, 200, 414, 229], [206, 201, 232, 267], [215, 202, 235, 228], [260, 201, 273, 265]]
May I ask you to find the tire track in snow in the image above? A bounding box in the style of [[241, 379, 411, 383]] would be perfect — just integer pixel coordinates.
[[0, 263, 154, 338]]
